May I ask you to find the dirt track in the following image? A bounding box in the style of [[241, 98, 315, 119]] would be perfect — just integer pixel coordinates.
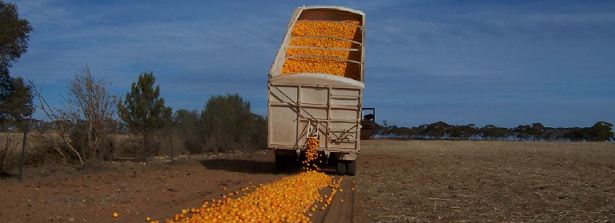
[[1, 140, 614, 222]]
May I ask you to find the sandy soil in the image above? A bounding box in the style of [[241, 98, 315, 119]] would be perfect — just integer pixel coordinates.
[[1, 140, 614, 222], [354, 140, 615, 222]]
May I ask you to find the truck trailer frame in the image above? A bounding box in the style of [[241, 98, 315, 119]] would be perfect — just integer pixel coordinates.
[[267, 5, 365, 175]]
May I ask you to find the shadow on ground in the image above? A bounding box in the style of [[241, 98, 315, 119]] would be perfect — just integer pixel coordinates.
[[199, 159, 278, 174], [0, 172, 15, 180]]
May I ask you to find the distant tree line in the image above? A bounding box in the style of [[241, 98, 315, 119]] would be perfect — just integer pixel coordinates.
[[376, 121, 614, 142]]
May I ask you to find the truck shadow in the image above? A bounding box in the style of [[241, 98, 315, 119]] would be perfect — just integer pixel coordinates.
[[199, 159, 278, 174], [198, 158, 336, 175]]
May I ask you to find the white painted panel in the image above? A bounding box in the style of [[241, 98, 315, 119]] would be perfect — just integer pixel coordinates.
[[331, 109, 358, 119], [300, 86, 328, 105], [269, 105, 297, 146], [269, 85, 298, 103]]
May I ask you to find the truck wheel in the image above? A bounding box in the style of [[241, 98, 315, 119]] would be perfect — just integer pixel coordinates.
[[275, 154, 285, 172], [336, 161, 346, 175], [275, 154, 298, 172], [346, 160, 356, 176]]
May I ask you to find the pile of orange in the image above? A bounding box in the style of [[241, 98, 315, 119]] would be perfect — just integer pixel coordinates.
[[132, 170, 340, 223], [281, 19, 362, 80]]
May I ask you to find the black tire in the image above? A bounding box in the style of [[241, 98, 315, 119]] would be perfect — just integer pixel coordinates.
[[275, 154, 298, 173], [275, 154, 285, 172], [346, 160, 356, 176], [336, 161, 346, 175]]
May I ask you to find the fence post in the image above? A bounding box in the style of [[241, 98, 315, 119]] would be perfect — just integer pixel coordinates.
[[18, 123, 28, 182]]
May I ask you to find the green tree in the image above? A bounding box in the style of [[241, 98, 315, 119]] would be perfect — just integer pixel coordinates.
[[0, 77, 33, 127], [250, 113, 267, 149], [376, 120, 390, 138], [414, 124, 429, 139], [170, 109, 203, 154], [0, 69, 10, 106], [563, 127, 586, 142], [480, 124, 511, 140], [529, 122, 545, 141], [425, 121, 449, 139], [0, 77, 33, 172], [587, 121, 613, 142], [201, 94, 263, 152], [118, 72, 172, 159], [0, 1, 32, 71], [1, 1, 32, 123], [0, 2, 33, 171], [513, 125, 531, 141], [448, 124, 478, 140]]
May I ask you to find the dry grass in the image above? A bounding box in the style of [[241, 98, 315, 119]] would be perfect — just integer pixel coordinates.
[[1, 132, 49, 171], [354, 140, 615, 222]]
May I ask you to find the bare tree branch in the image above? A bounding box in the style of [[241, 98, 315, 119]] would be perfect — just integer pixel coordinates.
[[27, 67, 118, 165]]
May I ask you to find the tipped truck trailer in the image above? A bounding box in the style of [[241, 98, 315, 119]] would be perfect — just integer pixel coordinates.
[[268, 5, 365, 175]]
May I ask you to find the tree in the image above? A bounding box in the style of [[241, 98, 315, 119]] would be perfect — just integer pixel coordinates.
[[376, 120, 390, 138], [200, 94, 263, 152], [66, 68, 118, 161], [118, 72, 172, 159], [169, 109, 203, 154], [414, 124, 429, 139], [448, 124, 478, 140], [0, 1, 33, 71], [31, 68, 117, 165], [0, 77, 33, 126], [587, 121, 613, 142], [513, 125, 531, 141], [425, 121, 449, 139], [0, 1, 34, 171], [1, 1, 32, 123], [0, 77, 33, 172], [529, 123, 545, 141], [250, 113, 267, 149], [0, 68, 10, 107], [563, 127, 585, 142], [480, 125, 511, 140]]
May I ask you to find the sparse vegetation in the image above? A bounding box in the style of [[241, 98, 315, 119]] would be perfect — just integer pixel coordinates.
[[30, 67, 117, 166], [5, 76, 269, 171]]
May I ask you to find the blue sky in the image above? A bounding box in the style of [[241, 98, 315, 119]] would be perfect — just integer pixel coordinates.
[[8, 0, 615, 128]]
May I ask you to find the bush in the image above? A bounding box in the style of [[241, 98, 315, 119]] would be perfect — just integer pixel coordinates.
[[0, 132, 20, 172], [201, 94, 266, 152], [69, 122, 115, 161]]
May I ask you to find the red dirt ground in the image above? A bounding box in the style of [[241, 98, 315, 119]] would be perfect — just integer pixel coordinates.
[[2, 140, 614, 222], [1, 152, 286, 223]]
